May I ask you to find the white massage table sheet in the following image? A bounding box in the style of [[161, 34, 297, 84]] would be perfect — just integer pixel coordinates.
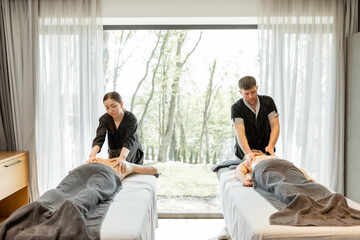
[[220, 170, 360, 240], [101, 174, 158, 240]]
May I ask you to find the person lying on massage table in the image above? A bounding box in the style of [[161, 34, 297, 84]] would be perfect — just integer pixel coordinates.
[[87, 157, 159, 180], [0, 159, 159, 239], [233, 151, 360, 226], [236, 150, 314, 186]]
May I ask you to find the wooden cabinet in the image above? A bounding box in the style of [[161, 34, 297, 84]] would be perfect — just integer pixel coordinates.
[[0, 151, 29, 223]]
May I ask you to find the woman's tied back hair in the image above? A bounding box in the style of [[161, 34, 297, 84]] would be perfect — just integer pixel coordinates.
[[103, 91, 123, 135], [103, 91, 122, 103]]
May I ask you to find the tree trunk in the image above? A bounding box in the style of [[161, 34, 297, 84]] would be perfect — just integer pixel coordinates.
[[157, 33, 185, 162], [158, 55, 169, 150], [199, 60, 217, 164], [205, 119, 210, 164], [111, 31, 133, 91], [137, 32, 169, 138], [130, 31, 161, 112], [158, 31, 202, 162]]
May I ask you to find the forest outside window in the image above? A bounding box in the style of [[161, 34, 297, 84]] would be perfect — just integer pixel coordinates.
[[103, 27, 259, 213]]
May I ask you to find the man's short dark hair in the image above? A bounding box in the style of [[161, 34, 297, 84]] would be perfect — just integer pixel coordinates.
[[238, 76, 257, 90]]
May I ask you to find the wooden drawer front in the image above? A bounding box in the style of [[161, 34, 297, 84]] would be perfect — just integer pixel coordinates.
[[0, 156, 28, 200]]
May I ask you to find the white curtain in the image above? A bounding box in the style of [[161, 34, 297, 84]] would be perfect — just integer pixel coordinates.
[[258, 0, 358, 193], [37, 0, 104, 194], [2, 0, 40, 201]]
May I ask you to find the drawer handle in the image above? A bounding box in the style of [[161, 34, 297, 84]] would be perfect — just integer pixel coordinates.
[[5, 160, 22, 167]]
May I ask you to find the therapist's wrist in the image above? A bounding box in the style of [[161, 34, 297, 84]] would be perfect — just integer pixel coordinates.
[[244, 151, 254, 157], [243, 153, 253, 161], [267, 144, 274, 149]]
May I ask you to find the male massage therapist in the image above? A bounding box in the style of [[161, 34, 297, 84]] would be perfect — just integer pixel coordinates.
[[231, 76, 280, 165]]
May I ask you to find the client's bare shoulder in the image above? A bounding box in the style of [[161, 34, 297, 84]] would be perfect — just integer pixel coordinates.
[[92, 158, 113, 166], [254, 154, 278, 162], [251, 154, 278, 169]]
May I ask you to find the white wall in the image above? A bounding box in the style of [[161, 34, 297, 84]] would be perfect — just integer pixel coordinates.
[[101, 0, 259, 24]]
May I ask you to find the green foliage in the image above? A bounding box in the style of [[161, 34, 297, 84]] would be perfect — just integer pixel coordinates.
[[155, 162, 219, 197], [104, 29, 259, 162], [206, 151, 210, 164], [194, 151, 199, 164], [173, 149, 177, 162], [189, 148, 194, 164], [145, 147, 150, 160], [182, 148, 187, 163], [151, 146, 155, 161], [212, 151, 217, 165], [176, 148, 181, 162], [169, 126, 177, 161]]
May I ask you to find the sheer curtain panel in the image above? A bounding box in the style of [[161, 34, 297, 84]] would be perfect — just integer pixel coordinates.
[[258, 0, 358, 193], [37, 0, 104, 194]]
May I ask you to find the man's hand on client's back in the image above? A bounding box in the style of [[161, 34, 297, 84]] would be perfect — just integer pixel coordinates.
[[244, 152, 256, 167], [265, 145, 276, 156]]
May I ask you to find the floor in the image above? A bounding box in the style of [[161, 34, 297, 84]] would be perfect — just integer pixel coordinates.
[[155, 219, 231, 240]]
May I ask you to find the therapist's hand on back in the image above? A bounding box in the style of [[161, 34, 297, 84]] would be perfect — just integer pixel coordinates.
[[244, 151, 265, 167], [111, 157, 127, 174], [265, 145, 276, 156], [86, 155, 97, 164], [244, 152, 256, 167]]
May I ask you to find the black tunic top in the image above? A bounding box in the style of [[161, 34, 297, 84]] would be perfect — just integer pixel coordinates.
[[92, 111, 144, 165], [231, 95, 278, 160]]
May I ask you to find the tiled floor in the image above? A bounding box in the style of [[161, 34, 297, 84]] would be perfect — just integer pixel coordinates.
[[155, 219, 231, 240]]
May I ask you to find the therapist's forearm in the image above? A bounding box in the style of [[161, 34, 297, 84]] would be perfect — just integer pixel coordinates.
[[268, 124, 279, 149], [237, 134, 252, 155], [119, 147, 130, 160], [89, 146, 100, 157], [268, 116, 280, 149], [234, 124, 252, 155]]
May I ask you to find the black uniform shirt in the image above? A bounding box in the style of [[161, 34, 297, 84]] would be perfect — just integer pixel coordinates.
[[92, 111, 143, 164], [231, 95, 278, 159]]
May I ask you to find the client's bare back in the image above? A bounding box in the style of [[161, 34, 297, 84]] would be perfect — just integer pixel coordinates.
[[92, 158, 157, 180]]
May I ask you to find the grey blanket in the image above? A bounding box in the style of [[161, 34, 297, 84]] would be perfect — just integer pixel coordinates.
[[252, 159, 360, 226], [0, 163, 121, 240]]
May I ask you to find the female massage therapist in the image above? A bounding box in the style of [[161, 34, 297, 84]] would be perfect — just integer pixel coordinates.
[[86, 91, 144, 173]]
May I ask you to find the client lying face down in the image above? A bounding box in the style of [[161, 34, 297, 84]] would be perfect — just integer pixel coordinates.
[[236, 150, 314, 186], [0, 157, 158, 239]]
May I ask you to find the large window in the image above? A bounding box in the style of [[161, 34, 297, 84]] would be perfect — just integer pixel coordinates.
[[103, 27, 259, 213]]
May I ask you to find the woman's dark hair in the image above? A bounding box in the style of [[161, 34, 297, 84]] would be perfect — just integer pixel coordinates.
[[103, 91, 122, 103], [103, 91, 123, 134]]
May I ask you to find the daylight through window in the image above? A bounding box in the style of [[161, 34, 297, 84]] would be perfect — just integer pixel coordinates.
[[103, 28, 259, 213]]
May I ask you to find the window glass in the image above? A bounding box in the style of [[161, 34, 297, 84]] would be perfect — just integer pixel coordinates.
[[103, 28, 259, 212]]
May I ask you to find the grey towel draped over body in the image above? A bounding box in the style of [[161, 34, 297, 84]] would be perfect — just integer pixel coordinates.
[[252, 159, 360, 226], [0, 163, 122, 240]]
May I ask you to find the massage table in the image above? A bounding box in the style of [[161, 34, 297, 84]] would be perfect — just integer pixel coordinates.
[[219, 169, 360, 240], [101, 174, 158, 240]]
